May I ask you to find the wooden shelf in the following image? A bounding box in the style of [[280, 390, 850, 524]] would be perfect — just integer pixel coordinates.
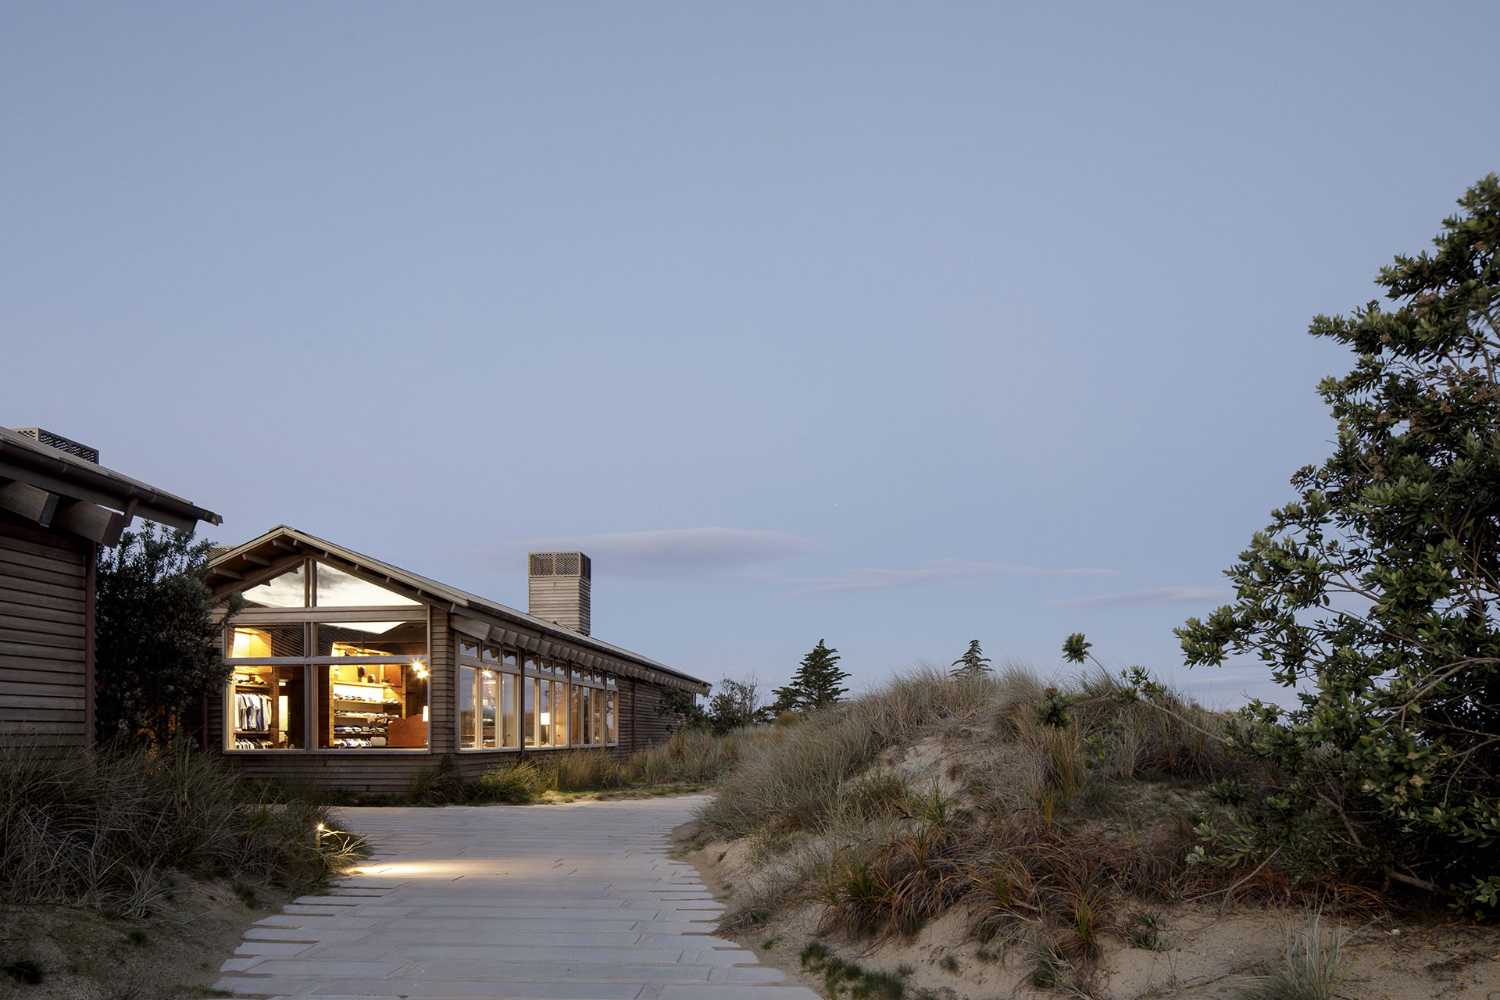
[[324, 666, 407, 747]]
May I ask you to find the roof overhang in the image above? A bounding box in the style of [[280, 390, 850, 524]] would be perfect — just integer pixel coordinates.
[[207, 525, 709, 694], [0, 427, 222, 546]]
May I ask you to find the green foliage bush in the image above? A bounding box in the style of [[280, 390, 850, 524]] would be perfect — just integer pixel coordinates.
[[94, 526, 232, 746], [1178, 175, 1500, 912]]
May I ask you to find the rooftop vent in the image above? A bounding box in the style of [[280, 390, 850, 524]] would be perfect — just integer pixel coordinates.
[[528, 551, 591, 636], [14, 427, 100, 464]]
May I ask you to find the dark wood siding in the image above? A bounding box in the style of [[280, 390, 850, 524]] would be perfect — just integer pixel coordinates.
[[428, 606, 453, 752], [0, 513, 91, 748], [622, 678, 676, 753]]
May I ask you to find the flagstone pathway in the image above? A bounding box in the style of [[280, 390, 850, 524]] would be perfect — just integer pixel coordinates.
[[212, 795, 816, 1000]]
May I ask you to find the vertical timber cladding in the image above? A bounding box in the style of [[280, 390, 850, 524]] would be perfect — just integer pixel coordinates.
[[428, 605, 453, 752], [0, 513, 90, 748], [629, 679, 678, 751]]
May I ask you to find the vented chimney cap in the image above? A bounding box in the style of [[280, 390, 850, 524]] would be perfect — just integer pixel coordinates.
[[13, 427, 100, 465], [529, 552, 591, 579]]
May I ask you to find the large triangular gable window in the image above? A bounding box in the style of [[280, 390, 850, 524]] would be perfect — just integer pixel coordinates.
[[241, 563, 306, 608], [313, 561, 420, 607]]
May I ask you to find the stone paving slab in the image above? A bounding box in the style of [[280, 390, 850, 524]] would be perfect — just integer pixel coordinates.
[[214, 796, 818, 1000]]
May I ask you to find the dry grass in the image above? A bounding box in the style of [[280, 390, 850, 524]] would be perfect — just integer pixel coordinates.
[[457, 728, 754, 805], [0, 741, 361, 917], [699, 663, 1255, 965], [701, 667, 1039, 838]]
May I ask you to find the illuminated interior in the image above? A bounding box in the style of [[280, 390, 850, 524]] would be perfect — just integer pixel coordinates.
[[223, 599, 429, 752], [225, 558, 632, 755], [456, 649, 617, 751], [318, 660, 429, 749], [228, 663, 305, 750]]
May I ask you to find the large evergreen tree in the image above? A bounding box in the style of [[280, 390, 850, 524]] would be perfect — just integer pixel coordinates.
[[1178, 175, 1500, 910], [95, 525, 229, 745], [776, 639, 850, 711]]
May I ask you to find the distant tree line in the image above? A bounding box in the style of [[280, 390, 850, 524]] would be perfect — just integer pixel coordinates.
[[671, 637, 998, 735]]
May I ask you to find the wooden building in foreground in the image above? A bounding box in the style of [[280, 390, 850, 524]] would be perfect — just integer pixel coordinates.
[[0, 427, 221, 749], [204, 526, 708, 793]]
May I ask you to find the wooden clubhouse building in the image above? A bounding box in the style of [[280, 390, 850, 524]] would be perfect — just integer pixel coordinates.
[[205, 526, 708, 793]]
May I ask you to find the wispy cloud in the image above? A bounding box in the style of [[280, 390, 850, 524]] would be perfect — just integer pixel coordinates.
[[525, 527, 810, 577], [1050, 586, 1230, 609], [803, 560, 1118, 594]]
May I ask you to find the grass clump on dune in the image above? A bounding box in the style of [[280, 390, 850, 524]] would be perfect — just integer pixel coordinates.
[[1235, 912, 1347, 1000], [0, 741, 362, 917], [697, 661, 1264, 985]]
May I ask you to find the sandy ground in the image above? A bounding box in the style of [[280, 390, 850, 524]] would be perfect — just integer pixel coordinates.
[[0, 876, 290, 1000], [678, 824, 1500, 1000]]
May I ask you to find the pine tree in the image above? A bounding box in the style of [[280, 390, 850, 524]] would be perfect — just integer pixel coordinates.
[[769, 681, 801, 715], [949, 639, 991, 678], [778, 639, 850, 710]]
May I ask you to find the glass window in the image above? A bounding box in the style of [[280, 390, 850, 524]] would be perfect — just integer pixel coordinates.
[[537, 678, 553, 746], [226, 624, 305, 659], [593, 688, 606, 745], [553, 680, 569, 746], [502, 673, 519, 748], [314, 562, 420, 607], [571, 683, 584, 746], [503, 649, 518, 667], [459, 637, 480, 660], [607, 690, 618, 744], [459, 666, 478, 749], [523, 677, 537, 747], [481, 670, 499, 748], [318, 661, 429, 749], [316, 620, 427, 659], [482, 644, 500, 663], [228, 665, 305, 750], [241, 564, 306, 608]]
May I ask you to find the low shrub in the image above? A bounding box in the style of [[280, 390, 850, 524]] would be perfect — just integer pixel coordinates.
[[474, 761, 549, 803], [409, 754, 470, 804], [416, 729, 748, 806], [799, 941, 907, 999], [1123, 908, 1168, 951], [0, 741, 361, 916]]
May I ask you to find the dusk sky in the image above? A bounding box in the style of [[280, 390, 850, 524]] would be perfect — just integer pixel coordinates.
[[5, 3, 1497, 707]]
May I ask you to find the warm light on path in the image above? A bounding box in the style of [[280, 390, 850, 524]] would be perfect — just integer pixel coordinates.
[[212, 796, 817, 999]]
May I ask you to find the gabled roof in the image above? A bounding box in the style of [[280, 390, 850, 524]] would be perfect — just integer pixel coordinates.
[[0, 426, 221, 544], [207, 525, 707, 693]]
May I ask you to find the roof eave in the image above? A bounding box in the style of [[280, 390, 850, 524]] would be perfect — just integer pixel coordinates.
[[0, 430, 222, 530]]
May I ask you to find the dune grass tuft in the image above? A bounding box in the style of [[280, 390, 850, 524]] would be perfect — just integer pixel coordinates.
[[1235, 912, 1346, 1000], [0, 741, 362, 917]]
